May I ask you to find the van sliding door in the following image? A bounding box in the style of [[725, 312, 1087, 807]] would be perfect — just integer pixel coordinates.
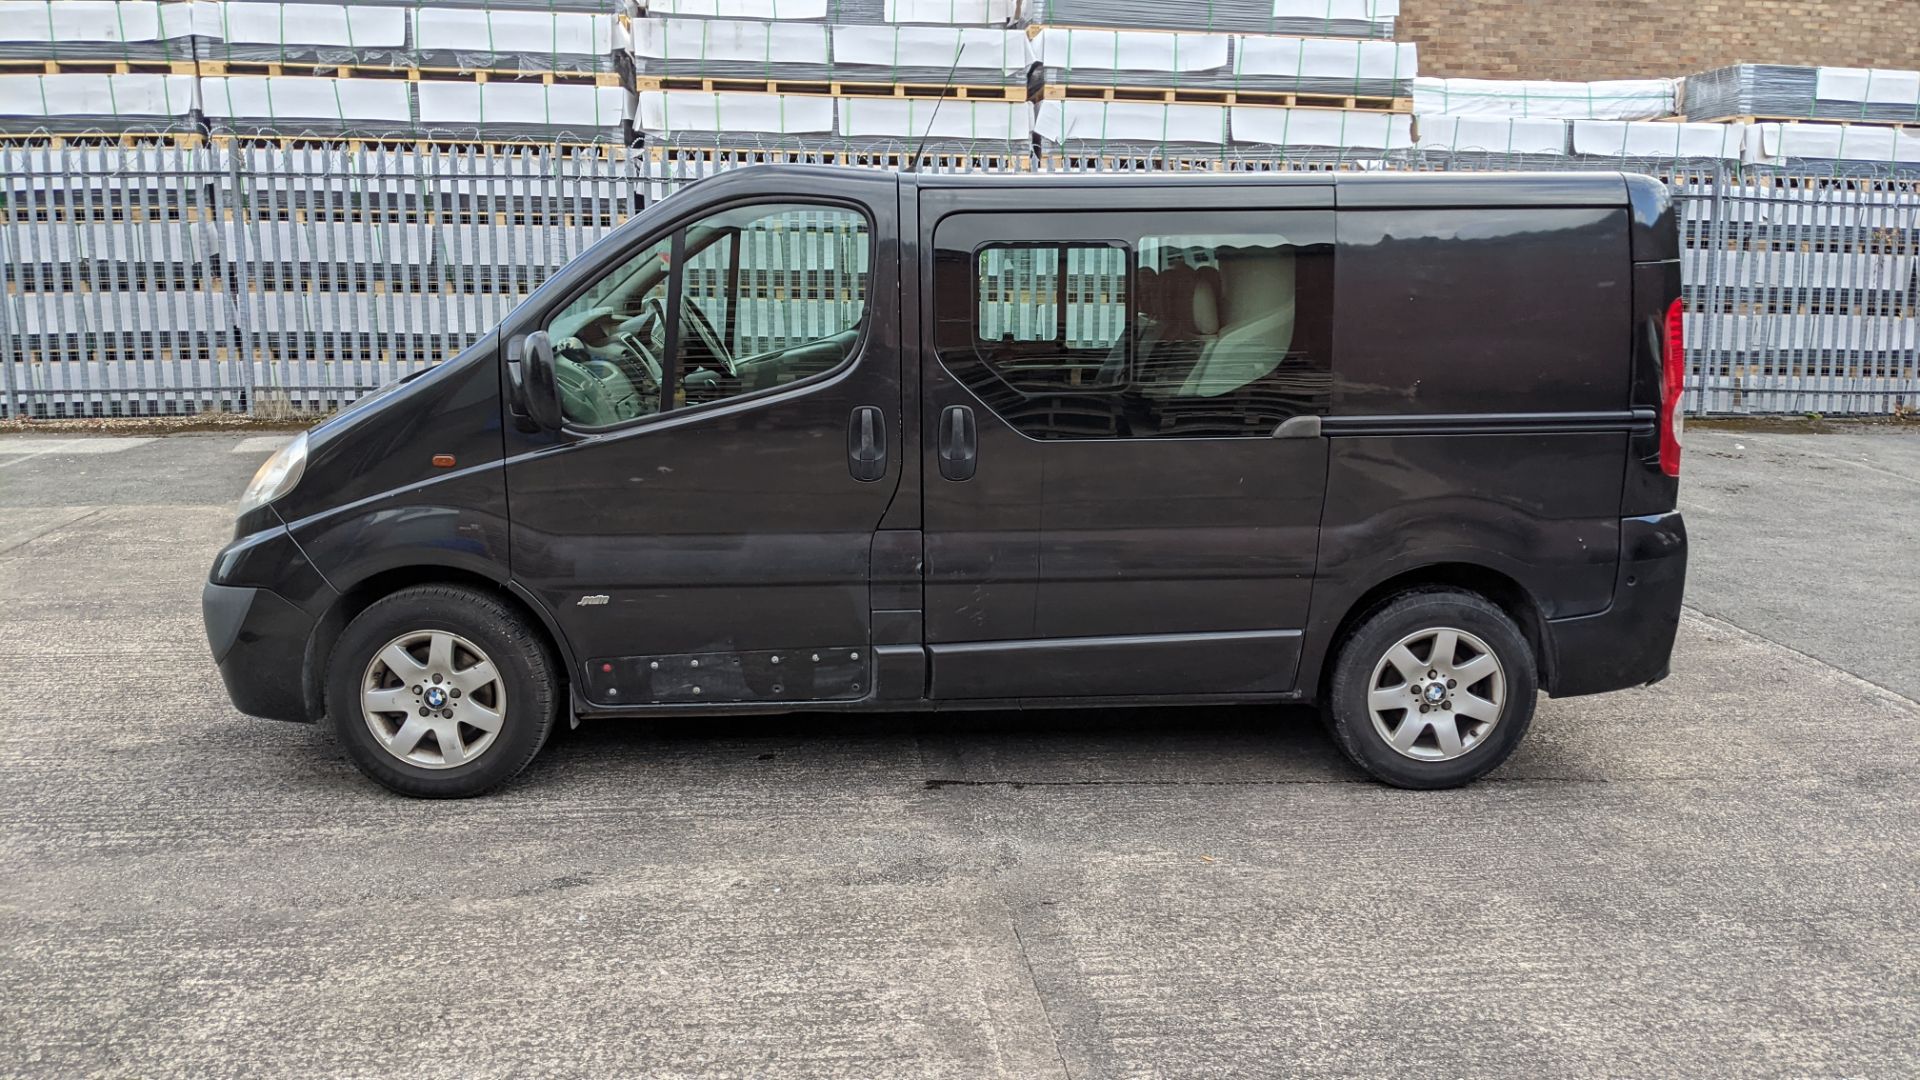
[[918, 181, 1336, 701]]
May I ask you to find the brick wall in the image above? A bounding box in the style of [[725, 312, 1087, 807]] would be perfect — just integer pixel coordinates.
[[1401, 0, 1920, 81]]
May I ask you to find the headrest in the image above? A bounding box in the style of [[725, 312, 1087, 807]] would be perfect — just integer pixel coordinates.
[[1191, 266, 1222, 336], [1135, 266, 1161, 321]]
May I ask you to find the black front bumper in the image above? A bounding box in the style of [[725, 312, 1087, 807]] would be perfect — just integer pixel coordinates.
[[204, 522, 334, 723], [1543, 511, 1688, 698], [204, 582, 317, 722]]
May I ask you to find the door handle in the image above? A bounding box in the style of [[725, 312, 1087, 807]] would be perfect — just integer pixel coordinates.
[[938, 404, 977, 482], [848, 405, 887, 482]]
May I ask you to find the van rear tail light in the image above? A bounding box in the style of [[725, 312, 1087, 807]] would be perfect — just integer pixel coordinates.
[[1660, 297, 1686, 478]]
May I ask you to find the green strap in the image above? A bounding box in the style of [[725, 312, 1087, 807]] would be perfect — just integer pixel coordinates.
[[484, 6, 497, 73], [114, 0, 131, 67], [43, 1, 57, 63]]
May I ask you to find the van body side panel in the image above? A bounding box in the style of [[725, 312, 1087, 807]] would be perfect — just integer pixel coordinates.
[[1298, 198, 1635, 694]]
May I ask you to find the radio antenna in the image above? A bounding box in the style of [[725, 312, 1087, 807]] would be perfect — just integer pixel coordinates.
[[904, 33, 970, 173]]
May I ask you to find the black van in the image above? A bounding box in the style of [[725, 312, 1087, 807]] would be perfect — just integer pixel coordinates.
[[203, 166, 1688, 797]]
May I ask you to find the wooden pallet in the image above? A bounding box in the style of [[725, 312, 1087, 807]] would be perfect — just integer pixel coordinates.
[[644, 144, 1035, 168], [0, 58, 197, 76], [1023, 23, 1378, 43], [208, 132, 628, 155], [1037, 83, 1409, 112], [1665, 113, 1917, 131], [198, 60, 621, 87], [631, 76, 1026, 102]]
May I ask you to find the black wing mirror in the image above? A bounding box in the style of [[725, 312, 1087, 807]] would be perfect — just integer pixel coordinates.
[[517, 330, 564, 432]]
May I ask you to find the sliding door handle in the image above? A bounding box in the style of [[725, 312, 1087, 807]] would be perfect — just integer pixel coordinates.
[[848, 405, 887, 482], [938, 404, 977, 482]]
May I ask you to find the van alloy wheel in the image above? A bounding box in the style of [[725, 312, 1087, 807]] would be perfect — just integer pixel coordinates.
[[361, 630, 506, 769], [1366, 626, 1506, 762]]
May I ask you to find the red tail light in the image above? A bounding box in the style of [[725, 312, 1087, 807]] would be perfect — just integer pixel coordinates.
[[1660, 297, 1686, 478]]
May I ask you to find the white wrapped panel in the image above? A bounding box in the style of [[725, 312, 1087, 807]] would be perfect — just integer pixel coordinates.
[[413, 8, 615, 55], [13, 291, 220, 334], [417, 83, 626, 128], [1033, 100, 1229, 145], [1029, 29, 1230, 74], [638, 91, 834, 135], [885, 0, 1014, 24], [834, 26, 1026, 76], [1814, 67, 1920, 107], [0, 74, 195, 118], [637, 19, 830, 64], [238, 293, 500, 334], [1272, 0, 1398, 17], [1233, 106, 1411, 149], [0, 1, 210, 44], [1414, 76, 1676, 120], [3, 221, 209, 263], [1748, 122, 1920, 165], [210, 4, 406, 49], [642, 0, 829, 18], [223, 222, 433, 265], [1572, 120, 1746, 160], [1683, 249, 1919, 290], [1699, 312, 1918, 353], [1233, 37, 1415, 81], [201, 76, 409, 121], [1416, 114, 1566, 154], [837, 97, 1025, 139]]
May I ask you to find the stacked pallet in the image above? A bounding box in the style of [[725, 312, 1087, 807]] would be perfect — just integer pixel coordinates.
[[0, 0, 634, 147], [1025, 12, 1414, 161], [1661, 64, 1920, 170], [1, 141, 637, 416], [633, 0, 1029, 161]]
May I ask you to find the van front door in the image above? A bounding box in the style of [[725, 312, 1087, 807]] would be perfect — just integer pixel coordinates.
[[503, 173, 901, 709], [919, 183, 1335, 701]]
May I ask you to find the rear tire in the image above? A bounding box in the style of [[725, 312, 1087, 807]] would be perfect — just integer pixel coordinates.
[[326, 585, 559, 798], [1325, 589, 1537, 789]]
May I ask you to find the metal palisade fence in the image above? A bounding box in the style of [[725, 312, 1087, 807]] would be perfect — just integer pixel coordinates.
[[1, 141, 1917, 418]]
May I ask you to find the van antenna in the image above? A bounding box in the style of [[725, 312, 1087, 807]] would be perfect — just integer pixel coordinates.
[[904, 35, 969, 173]]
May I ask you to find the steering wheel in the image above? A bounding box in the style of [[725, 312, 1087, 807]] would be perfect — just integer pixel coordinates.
[[620, 294, 735, 378]]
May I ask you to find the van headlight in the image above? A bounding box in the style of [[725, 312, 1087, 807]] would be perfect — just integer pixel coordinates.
[[238, 432, 309, 516]]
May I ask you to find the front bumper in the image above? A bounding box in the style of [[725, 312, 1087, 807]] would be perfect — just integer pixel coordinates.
[[204, 521, 334, 723], [1543, 510, 1688, 698], [204, 582, 317, 722]]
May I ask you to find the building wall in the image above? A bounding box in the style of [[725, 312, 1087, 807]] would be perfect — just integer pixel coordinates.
[[1401, 0, 1920, 81]]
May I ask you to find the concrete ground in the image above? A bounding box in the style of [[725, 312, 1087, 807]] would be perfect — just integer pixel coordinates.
[[1, 425, 1917, 1078]]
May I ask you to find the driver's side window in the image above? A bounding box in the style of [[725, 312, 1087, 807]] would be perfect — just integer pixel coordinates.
[[549, 202, 872, 430], [548, 235, 673, 429]]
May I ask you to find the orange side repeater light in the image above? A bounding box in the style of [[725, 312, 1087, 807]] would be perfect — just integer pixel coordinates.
[[431, 454, 456, 469]]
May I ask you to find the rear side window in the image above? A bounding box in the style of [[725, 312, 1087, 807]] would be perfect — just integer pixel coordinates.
[[976, 242, 1130, 392], [936, 211, 1334, 439]]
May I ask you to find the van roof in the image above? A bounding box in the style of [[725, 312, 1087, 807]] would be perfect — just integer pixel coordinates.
[[672, 163, 1640, 208]]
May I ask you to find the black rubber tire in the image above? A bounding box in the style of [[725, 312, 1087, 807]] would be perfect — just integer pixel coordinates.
[[326, 585, 559, 798], [1324, 589, 1537, 790]]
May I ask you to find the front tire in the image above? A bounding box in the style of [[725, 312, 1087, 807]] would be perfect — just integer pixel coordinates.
[[1326, 589, 1537, 789], [326, 585, 559, 798]]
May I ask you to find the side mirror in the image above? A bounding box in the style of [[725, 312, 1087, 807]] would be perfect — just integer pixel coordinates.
[[518, 330, 564, 432]]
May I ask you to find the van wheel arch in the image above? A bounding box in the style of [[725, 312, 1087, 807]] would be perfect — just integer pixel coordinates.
[[302, 567, 573, 724], [1317, 564, 1553, 703]]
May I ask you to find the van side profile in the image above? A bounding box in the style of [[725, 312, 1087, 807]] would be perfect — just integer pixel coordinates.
[[203, 166, 1688, 797]]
